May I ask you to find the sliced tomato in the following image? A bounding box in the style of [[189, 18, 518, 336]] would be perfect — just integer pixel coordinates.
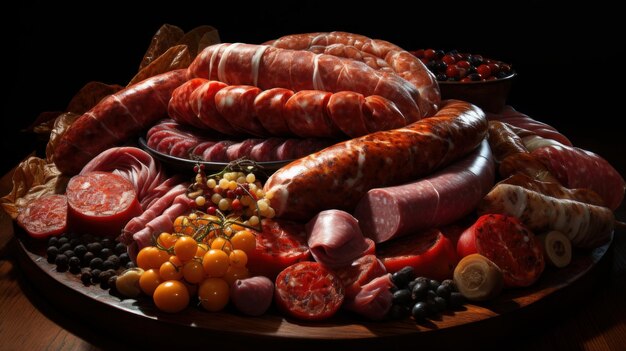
[[472, 214, 545, 288], [274, 261, 344, 321], [17, 195, 67, 239], [247, 219, 311, 280], [377, 229, 458, 281]]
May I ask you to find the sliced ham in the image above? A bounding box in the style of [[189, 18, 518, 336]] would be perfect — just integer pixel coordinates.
[[334, 254, 387, 300], [343, 274, 394, 320], [80, 147, 167, 210], [305, 210, 375, 269]]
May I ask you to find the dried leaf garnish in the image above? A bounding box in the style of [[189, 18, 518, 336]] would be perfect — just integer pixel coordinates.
[[139, 24, 185, 70], [1, 157, 69, 219], [65, 81, 124, 114], [177, 25, 220, 58], [45, 112, 80, 162], [128, 44, 191, 86]]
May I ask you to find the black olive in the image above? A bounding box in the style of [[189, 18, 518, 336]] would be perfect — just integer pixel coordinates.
[[434, 296, 447, 312], [74, 245, 87, 259], [80, 270, 92, 285], [47, 237, 59, 248], [391, 266, 415, 288], [90, 257, 104, 270], [436, 284, 452, 300], [411, 282, 429, 301], [411, 301, 431, 320], [449, 292, 465, 309], [99, 248, 113, 259], [389, 304, 410, 319], [114, 242, 127, 255], [392, 289, 412, 306], [87, 242, 103, 254]]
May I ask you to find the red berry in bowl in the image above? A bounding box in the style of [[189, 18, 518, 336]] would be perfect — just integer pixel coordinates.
[[476, 64, 492, 79]]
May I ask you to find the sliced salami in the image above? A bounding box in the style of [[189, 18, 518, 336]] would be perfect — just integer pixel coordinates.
[[17, 195, 67, 239], [274, 261, 344, 321], [532, 144, 625, 210], [247, 219, 311, 280], [66, 171, 142, 236]]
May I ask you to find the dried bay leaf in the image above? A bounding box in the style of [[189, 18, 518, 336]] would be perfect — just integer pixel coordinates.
[[177, 25, 219, 58], [128, 44, 191, 86], [45, 112, 80, 162], [1, 157, 69, 219], [139, 24, 184, 70]]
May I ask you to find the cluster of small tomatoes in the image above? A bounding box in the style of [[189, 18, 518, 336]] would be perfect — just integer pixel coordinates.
[[116, 212, 256, 313]]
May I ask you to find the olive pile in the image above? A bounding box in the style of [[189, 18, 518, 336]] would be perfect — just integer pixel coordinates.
[[46, 233, 134, 290], [389, 266, 464, 321]]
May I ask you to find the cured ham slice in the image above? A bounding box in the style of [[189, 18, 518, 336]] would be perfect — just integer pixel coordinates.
[[343, 274, 394, 320], [305, 210, 375, 268], [334, 254, 387, 300]]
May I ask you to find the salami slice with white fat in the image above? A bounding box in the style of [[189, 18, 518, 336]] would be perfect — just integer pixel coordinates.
[[66, 171, 142, 237], [274, 261, 344, 321], [17, 195, 68, 239]]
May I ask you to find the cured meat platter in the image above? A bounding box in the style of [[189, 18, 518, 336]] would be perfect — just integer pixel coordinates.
[[10, 222, 612, 348], [4, 25, 624, 350]]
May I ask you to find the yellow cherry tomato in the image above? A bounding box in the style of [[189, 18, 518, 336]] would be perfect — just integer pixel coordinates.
[[230, 230, 256, 254], [160, 260, 183, 281], [183, 260, 205, 284], [229, 249, 248, 268], [210, 237, 233, 255], [174, 236, 198, 262], [136, 246, 170, 270], [195, 243, 209, 258], [157, 232, 177, 250], [153, 280, 189, 313], [198, 278, 229, 312], [223, 265, 250, 287], [202, 249, 230, 277], [139, 269, 163, 296]]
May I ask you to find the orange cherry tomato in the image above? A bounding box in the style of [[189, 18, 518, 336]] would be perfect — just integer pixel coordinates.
[[136, 246, 170, 270], [139, 269, 163, 296], [153, 280, 190, 313], [174, 235, 198, 262], [230, 230, 256, 254], [198, 278, 229, 312], [202, 249, 230, 277]]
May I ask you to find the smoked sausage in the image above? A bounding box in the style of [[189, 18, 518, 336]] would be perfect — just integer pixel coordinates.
[[264, 100, 488, 221], [54, 69, 188, 175], [266, 31, 440, 116], [188, 43, 423, 123]]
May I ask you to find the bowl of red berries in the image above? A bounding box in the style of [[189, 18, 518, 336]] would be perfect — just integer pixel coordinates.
[[412, 49, 516, 113]]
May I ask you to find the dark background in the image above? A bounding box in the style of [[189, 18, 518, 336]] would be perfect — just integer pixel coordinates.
[[4, 2, 624, 176]]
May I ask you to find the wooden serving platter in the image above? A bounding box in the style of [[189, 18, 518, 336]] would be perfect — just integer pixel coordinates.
[[9, 215, 612, 350]]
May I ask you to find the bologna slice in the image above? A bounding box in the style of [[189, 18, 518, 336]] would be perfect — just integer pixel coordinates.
[[66, 171, 142, 237]]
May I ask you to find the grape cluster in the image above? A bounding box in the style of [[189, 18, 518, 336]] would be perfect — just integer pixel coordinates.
[[389, 266, 464, 321], [46, 233, 133, 290], [188, 163, 275, 226]]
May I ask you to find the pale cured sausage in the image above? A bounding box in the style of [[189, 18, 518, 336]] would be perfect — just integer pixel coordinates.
[[264, 100, 488, 221], [54, 69, 188, 175]]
